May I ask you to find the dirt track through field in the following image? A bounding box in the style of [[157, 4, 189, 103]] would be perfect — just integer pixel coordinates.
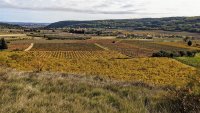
[[24, 43, 34, 51], [94, 43, 109, 50], [0, 34, 26, 37]]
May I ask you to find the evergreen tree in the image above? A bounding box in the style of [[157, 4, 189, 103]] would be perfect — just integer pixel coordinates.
[[0, 38, 8, 50], [188, 40, 193, 46]]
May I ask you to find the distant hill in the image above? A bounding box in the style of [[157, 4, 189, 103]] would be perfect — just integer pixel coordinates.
[[8, 22, 50, 28], [0, 22, 22, 29], [46, 17, 200, 33]]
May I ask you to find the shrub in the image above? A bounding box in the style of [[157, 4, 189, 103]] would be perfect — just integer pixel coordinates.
[[112, 41, 116, 43], [179, 51, 187, 57], [0, 38, 8, 50], [173, 74, 200, 112], [152, 50, 198, 57], [170, 51, 181, 57], [152, 51, 171, 57], [188, 40, 193, 46], [187, 51, 195, 57]]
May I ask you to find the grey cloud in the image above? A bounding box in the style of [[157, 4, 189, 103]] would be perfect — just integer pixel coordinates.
[[121, 5, 134, 8], [0, 0, 162, 15], [8, 6, 140, 14], [0, 0, 143, 14]]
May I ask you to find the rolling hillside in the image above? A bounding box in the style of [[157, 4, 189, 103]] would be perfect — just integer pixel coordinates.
[[46, 16, 200, 33], [0, 22, 22, 29]]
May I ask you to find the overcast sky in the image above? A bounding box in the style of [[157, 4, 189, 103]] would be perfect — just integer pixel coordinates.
[[0, 0, 200, 23]]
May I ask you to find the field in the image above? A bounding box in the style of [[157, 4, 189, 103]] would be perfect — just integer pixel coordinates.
[[27, 32, 91, 40], [8, 43, 31, 51], [0, 68, 175, 113], [94, 39, 200, 57], [0, 51, 196, 87], [175, 53, 200, 68], [0, 36, 199, 87], [123, 30, 200, 39], [31, 43, 104, 51], [0, 33, 32, 41], [97, 41, 153, 57], [2, 36, 199, 87], [122, 40, 198, 52], [1, 29, 200, 112], [28, 51, 126, 59]]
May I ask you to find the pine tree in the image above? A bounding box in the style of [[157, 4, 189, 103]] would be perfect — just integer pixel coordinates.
[[0, 38, 8, 50]]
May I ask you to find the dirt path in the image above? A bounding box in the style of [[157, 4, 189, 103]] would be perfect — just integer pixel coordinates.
[[0, 34, 26, 37], [94, 43, 109, 51], [92, 36, 116, 39], [24, 43, 34, 51]]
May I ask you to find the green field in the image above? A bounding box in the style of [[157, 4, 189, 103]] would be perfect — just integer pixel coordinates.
[[175, 53, 200, 68]]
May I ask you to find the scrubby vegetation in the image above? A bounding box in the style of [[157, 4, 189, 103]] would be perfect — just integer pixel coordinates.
[[166, 72, 200, 113], [0, 68, 169, 113], [0, 67, 199, 113], [152, 50, 199, 57]]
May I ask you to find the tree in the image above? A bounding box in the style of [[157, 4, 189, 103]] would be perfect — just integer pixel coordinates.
[[188, 40, 193, 46], [0, 38, 8, 50]]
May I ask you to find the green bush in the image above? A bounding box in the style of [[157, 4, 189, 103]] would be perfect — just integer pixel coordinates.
[[152, 51, 172, 57], [0, 38, 8, 50], [152, 50, 198, 57], [186, 51, 195, 57]]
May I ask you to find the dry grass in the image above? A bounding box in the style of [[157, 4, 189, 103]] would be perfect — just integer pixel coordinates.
[[8, 43, 31, 51], [0, 68, 182, 113]]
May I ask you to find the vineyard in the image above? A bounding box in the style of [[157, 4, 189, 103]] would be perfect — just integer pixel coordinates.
[[28, 42, 128, 59], [122, 40, 196, 52], [3, 39, 199, 87], [31, 43, 104, 51], [89, 39, 200, 57], [21, 39, 200, 58], [155, 41, 200, 50], [28, 51, 127, 59], [0, 51, 196, 87], [97, 42, 153, 57]]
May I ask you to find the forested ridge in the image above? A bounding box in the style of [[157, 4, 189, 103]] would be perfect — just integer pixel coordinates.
[[47, 16, 200, 33]]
